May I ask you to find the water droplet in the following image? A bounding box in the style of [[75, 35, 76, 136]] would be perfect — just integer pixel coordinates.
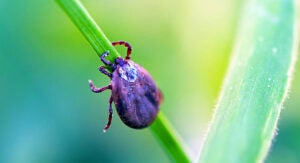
[[268, 77, 271, 81], [272, 48, 277, 53], [267, 85, 271, 88]]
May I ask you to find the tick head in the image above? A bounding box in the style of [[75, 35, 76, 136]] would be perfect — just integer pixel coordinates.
[[115, 57, 126, 66]]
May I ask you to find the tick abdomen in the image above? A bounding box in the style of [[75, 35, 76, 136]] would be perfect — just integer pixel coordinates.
[[111, 61, 160, 129]]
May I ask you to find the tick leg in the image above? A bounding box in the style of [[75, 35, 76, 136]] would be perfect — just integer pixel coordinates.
[[112, 41, 132, 60], [89, 80, 112, 93], [100, 51, 114, 66], [103, 95, 113, 133], [99, 66, 112, 78]]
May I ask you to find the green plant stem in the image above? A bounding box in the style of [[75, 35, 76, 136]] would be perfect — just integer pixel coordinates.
[[150, 112, 191, 162], [56, 0, 119, 62], [56, 0, 191, 162], [198, 0, 297, 162]]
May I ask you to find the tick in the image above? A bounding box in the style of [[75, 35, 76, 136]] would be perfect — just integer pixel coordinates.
[[89, 41, 162, 132]]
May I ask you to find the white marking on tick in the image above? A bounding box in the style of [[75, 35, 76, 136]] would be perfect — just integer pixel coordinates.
[[118, 62, 138, 82]]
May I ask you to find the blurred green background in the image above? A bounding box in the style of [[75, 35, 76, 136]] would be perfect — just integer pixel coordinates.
[[1, 0, 299, 162]]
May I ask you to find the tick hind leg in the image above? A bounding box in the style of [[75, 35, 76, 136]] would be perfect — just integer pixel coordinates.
[[112, 41, 132, 60], [103, 95, 113, 132], [88, 80, 112, 93]]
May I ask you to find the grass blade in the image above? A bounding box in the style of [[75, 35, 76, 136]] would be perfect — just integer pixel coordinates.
[[150, 112, 191, 162], [56, 0, 120, 61], [198, 0, 298, 162]]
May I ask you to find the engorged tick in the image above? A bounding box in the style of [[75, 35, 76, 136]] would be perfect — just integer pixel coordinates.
[[89, 41, 163, 132]]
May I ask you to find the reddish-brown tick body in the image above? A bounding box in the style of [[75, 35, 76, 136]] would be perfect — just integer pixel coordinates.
[[89, 41, 162, 132]]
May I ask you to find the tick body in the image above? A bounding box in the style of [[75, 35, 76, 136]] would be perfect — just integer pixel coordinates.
[[89, 41, 162, 132]]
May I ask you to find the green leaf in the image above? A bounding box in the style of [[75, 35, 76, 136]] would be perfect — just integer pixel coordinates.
[[198, 0, 297, 162]]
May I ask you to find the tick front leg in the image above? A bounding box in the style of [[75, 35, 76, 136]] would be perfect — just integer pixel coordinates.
[[100, 51, 114, 66], [88, 80, 112, 93], [103, 95, 113, 133], [112, 41, 132, 60], [99, 66, 112, 78]]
